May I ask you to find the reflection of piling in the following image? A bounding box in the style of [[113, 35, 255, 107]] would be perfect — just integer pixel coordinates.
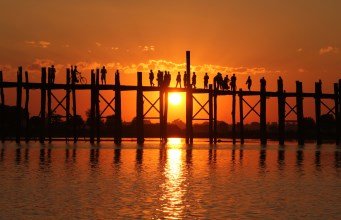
[[209, 84, 213, 143], [24, 71, 30, 142], [315, 82, 322, 145], [296, 81, 304, 145], [136, 72, 144, 144], [238, 89, 244, 144], [277, 79, 285, 145], [16, 67, 22, 143], [39, 68, 46, 143], [260, 80, 267, 145]]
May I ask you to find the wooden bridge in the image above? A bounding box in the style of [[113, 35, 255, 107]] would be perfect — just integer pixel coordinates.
[[0, 51, 340, 145]]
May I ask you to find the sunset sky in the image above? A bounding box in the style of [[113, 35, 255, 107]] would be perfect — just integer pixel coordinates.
[[0, 0, 340, 122]]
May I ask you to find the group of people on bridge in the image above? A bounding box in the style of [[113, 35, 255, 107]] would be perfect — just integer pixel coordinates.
[[148, 70, 256, 91]]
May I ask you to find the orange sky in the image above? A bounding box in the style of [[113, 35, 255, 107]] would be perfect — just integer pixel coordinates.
[[0, 0, 340, 123]]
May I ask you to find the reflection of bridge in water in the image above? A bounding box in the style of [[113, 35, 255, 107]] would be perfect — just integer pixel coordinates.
[[0, 51, 340, 145]]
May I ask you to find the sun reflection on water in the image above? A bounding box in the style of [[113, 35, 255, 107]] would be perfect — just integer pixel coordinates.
[[160, 138, 186, 218]]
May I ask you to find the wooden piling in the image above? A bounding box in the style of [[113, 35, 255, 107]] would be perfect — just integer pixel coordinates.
[[164, 91, 168, 142], [238, 89, 244, 144], [136, 72, 144, 144], [260, 78, 267, 145], [16, 67, 23, 143], [114, 71, 122, 144], [277, 78, 285, 145], [65, 69, 71, 142], [39, 67, 47, 143], [231, 91, 236, 144], [159, 88, 164, 142], [95, 69, 100, 143], [47, 68, 52, 143], [213, 84, 218, 144], [209, 84, 213, 144], [185, 51, 193, 144], [296, 81, 304, 145], [90, 70, 95, 144], [71, 70, 77, 143], [0, 71, 4, 142], [315, 82, 322, 145], [334, 83, 339, 145], [24, 71, 30, 142]]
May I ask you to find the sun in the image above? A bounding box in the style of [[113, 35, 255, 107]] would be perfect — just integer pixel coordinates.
[[169, 93, 182, 105]]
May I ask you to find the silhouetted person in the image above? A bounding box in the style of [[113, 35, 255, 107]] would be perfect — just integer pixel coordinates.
[[176, 72, 181, 88], [213, 72, 221, 90], [72, 65, 80, 84], [149, 70, 154, 86], [156, 70, 162, 87], [223, 75, 229, 90], [246, 75, 252, 91], [50, 65, 56, 84], [100, 66, 107, 85], [230, 74, 237, 91], [183, 71, 187, 88], [164, 71, 170, 87], [192, 72, 197, 88], [278, 76, 283, 91], [167, 71, 171, 87], [204, 73, 209, 89]]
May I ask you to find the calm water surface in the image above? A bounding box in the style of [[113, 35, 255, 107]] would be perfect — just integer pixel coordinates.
[[0, 139, 340, 219]]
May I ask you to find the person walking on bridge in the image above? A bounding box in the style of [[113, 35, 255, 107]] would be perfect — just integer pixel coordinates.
[[192, 72, 197, 88], [204, 73, 209, 89], [230, 74, 237, 92], [246, 75, 252, 91], [149, 70, 155, 86], [176, 72, 181, 88], [101, 66, 107, 85]]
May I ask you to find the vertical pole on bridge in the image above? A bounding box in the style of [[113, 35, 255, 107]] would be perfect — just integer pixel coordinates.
[[260, 78, 267, 145], [164, 90, 168, 143], [114, 71, 122, 144], [315, 81, 322, 145], [136, 72, 144, 144], [66, 69, 71, 142], [0, 71, 4, 142], [232, 90, 236, 144], [334, 83, 339, 145], [185, 51, 193, 144], [24, 71, 30, 142], [159, 86, 164, 142], [90, 70, 95, 144], [16, 67, 23, 143], [71, 69, 77, 143], [296, 81, 304, 145], [238, 89, 244, 145], [277, 78, 285, 145], [213, 84, 218, 144], [209, 84, 213, 144], [95, 69, 100, 143], [47, 67, 52, 143], [40, 67, 47, 143]]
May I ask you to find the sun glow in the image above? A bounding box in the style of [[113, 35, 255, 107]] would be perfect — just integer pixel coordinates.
[[169, 93, 182, 105]]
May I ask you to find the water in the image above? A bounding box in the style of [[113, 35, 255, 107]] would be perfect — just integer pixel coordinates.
[[0, 139, 340, 219]]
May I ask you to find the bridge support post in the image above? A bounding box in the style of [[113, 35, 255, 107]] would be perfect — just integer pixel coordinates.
[[239, 89, 244, 145], [39, 67, 47, 143], [90, 70, 95, 144], [16, 67, 23, 143], [185, 51, 193, 144], [209, 84, 213, 144], [47, 67, 52, 143], [95, 69, 100, 143], [278, 79, 285, 145], [334, 83, 339, 145], [296, 81, 304, 145], [66, 69, 71, 142], [260, 79, 267, 145], [114, 71, 122, 144], [232, 91, 236, 144], [136, 72, 144, 144], [24, 71, 30, 142], [315, 82, 322, 145], [0, 71, 4, 142]]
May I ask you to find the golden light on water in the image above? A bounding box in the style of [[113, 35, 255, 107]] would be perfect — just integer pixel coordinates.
[[161, 138, 186, 218]]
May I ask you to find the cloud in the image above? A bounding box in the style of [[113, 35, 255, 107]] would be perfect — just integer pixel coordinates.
[[25, 40, 51, 48], [298, 68, 305, 73], [319, 46, 339, 55], [139, 45, 155, 52], [27, 59, 55, 71], [95, 42, 102, 47], [297, 48, 303, 52]]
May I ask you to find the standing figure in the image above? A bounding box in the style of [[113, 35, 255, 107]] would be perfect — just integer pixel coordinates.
[[246, 75, 252, 91], [176, 72, 181, 88], [72, 65, 80, 84], [156, 70, 161, 87], [149, 70, 154, 86], [204, 73, 209, 89], [230, 74, 237, 92], [192, 72, 197, 88], [100, 66, 107, 85], [223, 75, 229, 90]]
